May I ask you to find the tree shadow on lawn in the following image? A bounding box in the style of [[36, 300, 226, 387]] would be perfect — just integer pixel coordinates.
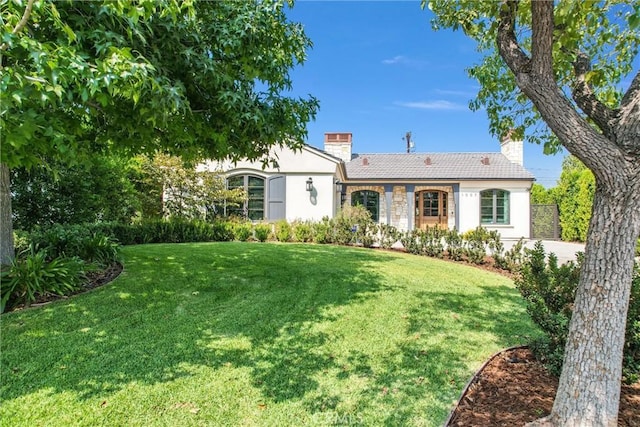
[[1, 243, 536, 426], [0, 243, 399, 405], [410, 285, 539, 350], [319, 282, 538, 426]]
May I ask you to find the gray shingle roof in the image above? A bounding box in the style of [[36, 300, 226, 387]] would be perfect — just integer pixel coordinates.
[[345, 153, 535, 181]]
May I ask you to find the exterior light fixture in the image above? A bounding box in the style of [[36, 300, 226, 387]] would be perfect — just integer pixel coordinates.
[[306, 177, 313, 192]]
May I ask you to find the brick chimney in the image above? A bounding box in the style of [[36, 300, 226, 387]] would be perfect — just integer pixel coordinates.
[[324, 132, 353, 162], [500, 130, 523, 165]]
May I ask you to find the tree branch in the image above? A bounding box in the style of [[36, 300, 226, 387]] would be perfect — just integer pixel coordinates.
[[620, 70, 640, 113], [615, 70, 640, 155], [496, 0, 531, 75], [0, 0, 35, 52], [571, 51, 617, 138], [496, 0, 627, 188], [530, 0, 554, 77]]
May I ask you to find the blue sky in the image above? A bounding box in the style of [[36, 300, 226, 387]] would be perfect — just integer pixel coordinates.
[[285, 1, 567, 187]]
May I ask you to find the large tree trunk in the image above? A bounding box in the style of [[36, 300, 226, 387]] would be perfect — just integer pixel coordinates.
[[544, 180, 640, 426], [495, 2, 640, 424], [1, 163, 15, 266]]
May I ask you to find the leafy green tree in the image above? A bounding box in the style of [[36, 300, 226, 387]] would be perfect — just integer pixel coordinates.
[[530, 182, 555, 205], [133, 154, 246, 220], [11, 156, 140, 230], [125, 156, 165, 220], [555, 156, 595, 242], [428, 1, 639, 424], [1, 0, 318, 264]]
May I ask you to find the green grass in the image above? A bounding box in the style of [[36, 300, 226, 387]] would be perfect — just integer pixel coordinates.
[[1, 243, 540, 426]]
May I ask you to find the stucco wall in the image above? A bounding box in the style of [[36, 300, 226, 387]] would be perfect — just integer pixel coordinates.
[[344, 182, 530, 238], [198, 145, 342, 223], [458, 180, 531, 239], [204, 145, 340, 174], [286, 174, 338, 222]]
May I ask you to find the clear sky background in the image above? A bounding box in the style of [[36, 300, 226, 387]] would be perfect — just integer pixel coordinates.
[[285, 1, 568, 187]]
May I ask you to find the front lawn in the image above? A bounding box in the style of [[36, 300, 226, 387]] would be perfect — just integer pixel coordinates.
[[1, 243, 540, 426]]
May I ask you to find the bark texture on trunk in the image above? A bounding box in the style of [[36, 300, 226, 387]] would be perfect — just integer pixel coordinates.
[[549, 182, 640, 426], [498, 2, 640, 425], [1, 163, 14, 266]]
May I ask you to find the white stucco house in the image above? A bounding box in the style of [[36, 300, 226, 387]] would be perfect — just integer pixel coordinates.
[[200, 132, 535, 239]]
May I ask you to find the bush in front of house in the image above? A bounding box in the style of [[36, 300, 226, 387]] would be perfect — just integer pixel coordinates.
[[211, 221, 235, 242], [275, 220, 292, 242], [399, 229, 423, 255], [515, 241, 640, 383], [503, 237, 526, 272], [253, 224, 272, 242], [379, 224, 400, 249], [292, 221, 314, 243], [462, 227, 490, 264], [333, 205, 376, 246], [138, 218, 218, 243], [312, 217, 334, 244], [87, 222, 141, 245], [444, 228, 464, 261], [232, 222, 253, 242], [487, 230, 507, 270], [421, 226, 446, 258], [89, 218, 237, 244]]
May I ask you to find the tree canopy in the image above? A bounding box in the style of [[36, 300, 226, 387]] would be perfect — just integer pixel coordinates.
[[1, 0, 318, 168], [429, 0, 639, 154], [1, 0, 318, 264]]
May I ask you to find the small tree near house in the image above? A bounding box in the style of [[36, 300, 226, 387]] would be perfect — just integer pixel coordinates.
[[133, 154, 246, 221]]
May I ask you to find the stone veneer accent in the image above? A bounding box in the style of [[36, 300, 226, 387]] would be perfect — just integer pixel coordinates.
[[391, 186, 408, 230], [346, 185, 455, 230]]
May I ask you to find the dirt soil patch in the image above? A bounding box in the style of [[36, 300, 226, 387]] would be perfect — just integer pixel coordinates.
[[447, 347, 640, 426]]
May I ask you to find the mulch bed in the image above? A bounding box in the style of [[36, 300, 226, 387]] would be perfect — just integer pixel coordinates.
[[446, 346, 640, 426]]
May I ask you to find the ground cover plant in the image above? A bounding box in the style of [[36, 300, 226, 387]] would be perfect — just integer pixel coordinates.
[[1, 227, 121, 312], [0, 243, 539, 426]]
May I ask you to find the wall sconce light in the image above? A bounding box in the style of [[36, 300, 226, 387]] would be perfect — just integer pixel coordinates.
[[306, 177, 313, 192], [335, 182, 343, 193]]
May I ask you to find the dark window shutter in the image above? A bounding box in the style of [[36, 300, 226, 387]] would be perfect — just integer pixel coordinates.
[[267, 175, 286, 220]]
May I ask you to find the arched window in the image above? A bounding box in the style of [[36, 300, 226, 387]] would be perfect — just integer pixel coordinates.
[[227, 175, 265, 220], [351, 190, 379, 221], [480, 189, 510, 224]]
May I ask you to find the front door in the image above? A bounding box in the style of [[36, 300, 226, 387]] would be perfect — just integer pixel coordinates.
[[416, 191, 448, 229]]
